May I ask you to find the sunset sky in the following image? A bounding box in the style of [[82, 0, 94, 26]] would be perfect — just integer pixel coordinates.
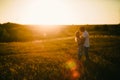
[[0, 0, 120, 25]]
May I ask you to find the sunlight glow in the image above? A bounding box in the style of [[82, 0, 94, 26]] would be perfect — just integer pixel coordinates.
[[0, 0, 119, 25], [13, 0, 73, 25]]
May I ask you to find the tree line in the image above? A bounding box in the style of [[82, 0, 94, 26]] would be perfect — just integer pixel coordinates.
[[0, 22, 34, 42], [0, 22, 120, 42]]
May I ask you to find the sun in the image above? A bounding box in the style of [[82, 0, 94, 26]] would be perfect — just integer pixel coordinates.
[[15, 0, 73, 26]]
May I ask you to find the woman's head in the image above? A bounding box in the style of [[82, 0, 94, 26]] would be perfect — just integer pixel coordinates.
[[75, 31, 80, 38]]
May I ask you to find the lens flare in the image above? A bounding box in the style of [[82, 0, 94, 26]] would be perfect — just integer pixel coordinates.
[[65, 59, 81, 80], [72, 71, 80, 79], [66, 60, 76, 70]]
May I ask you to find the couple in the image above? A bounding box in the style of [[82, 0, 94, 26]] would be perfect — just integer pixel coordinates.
[[75, 26, 90, 61]]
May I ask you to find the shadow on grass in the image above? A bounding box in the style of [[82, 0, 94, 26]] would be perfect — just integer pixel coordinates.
[[79, 57, 120, 80]]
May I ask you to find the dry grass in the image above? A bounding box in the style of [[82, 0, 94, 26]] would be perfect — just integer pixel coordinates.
[[0, 36, 120, 80]]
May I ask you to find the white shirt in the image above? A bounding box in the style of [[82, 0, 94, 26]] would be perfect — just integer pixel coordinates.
[[82, 30, 90, 47]]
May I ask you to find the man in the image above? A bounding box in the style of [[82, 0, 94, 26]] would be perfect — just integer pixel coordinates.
[[77, 26, 90, 60]]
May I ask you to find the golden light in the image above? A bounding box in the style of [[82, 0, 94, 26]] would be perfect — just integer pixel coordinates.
[[1, 0, 119, 26], [14, 0, 73, 26]]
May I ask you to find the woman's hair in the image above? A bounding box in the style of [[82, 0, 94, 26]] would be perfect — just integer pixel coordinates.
[[75, 31, 80, 38]]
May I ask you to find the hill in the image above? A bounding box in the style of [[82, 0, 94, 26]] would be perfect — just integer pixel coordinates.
[[0, 22, 120, 42]]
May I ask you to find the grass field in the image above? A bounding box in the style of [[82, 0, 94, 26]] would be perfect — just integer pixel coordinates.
[[0, 35, 120, 80]]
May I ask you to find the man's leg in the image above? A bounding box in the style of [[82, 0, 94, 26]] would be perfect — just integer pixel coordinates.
[[84, 47, 89, 60]]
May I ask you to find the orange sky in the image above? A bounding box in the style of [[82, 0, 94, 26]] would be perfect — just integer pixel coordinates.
[[0, 0, 120, 25]]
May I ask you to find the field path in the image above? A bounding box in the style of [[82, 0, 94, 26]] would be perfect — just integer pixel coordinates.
[[32, 35, 119, 43], [32, 36, 74, 43]]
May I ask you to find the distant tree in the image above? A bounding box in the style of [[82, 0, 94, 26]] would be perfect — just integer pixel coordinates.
[[0, 28, 9, 42]]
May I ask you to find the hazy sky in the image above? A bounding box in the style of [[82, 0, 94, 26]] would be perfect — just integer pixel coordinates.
[[0, 0, 120, 24]]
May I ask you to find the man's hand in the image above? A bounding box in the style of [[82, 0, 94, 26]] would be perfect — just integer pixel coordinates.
[[80, 37, 85, 45]]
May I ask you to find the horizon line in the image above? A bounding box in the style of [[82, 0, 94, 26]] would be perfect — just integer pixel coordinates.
[[0, 22, 120, 25]]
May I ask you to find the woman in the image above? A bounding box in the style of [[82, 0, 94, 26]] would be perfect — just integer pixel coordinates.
[[75, 30, 84, 60]]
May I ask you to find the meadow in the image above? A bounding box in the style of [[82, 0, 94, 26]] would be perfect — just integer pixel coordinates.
[[0, 34, 120, 80]]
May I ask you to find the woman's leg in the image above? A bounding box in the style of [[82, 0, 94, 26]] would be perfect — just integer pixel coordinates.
[[78, 45, 83, 60]]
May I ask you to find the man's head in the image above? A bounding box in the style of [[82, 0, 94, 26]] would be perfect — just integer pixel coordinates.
[[79, 26, 85, 32]]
